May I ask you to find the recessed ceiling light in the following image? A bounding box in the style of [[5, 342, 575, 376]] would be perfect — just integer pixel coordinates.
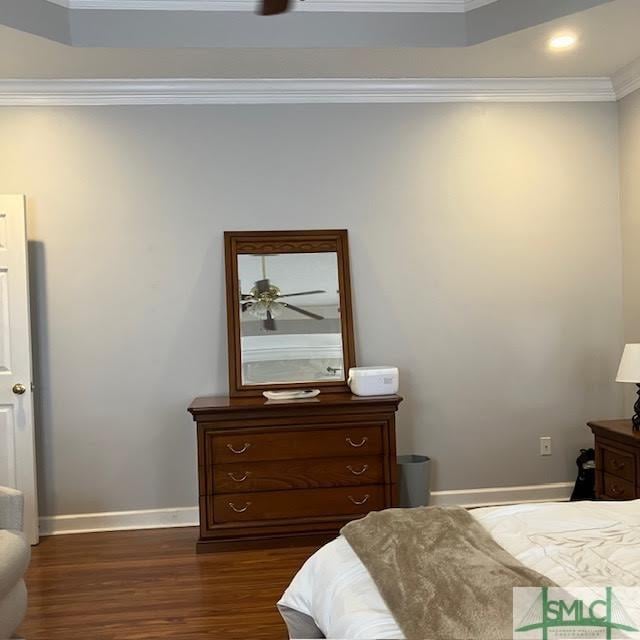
[[548, 33, 578, 51]]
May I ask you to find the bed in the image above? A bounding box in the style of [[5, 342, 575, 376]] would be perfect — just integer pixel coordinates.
[[278, 500, 640, 639]]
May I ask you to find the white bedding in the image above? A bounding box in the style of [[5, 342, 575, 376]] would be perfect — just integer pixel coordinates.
[[278, 500, 640, 639]]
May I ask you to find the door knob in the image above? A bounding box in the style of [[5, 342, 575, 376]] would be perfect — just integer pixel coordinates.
[[12, 383, 26, 395]]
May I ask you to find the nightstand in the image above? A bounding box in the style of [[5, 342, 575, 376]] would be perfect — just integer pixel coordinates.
[[588, 420, 640, 500]]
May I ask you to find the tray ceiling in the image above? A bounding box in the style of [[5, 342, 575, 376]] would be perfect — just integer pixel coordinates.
[[43, 0, 500, 12], [1, 0, 612, 48]]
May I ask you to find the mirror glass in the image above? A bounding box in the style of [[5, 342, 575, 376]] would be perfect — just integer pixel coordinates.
[[238, 252, 344, 385]]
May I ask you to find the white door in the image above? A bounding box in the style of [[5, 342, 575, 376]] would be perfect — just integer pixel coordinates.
[[0, 195, 38, 545]]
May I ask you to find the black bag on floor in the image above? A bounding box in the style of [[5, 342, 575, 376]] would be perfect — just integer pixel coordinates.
[[570, 448, 596, 501]]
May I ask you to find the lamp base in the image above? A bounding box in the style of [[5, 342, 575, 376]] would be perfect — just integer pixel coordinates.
[[634, 384, 640, 432]]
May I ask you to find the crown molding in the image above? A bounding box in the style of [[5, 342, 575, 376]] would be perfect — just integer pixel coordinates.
[[44, 0, 498, 12], [464, 0, 497, 9], [612, 56, 640, 101], [0, 78, 616, 106]]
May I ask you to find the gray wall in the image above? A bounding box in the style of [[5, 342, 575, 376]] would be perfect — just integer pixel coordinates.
[[619, 89, 640, 340], [619, 89, 640, 409], [0, 102, 624, 517]]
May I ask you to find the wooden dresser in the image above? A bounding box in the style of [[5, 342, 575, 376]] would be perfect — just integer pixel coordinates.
[[588, 420, 640, 501], [189, 393, 402, 551]]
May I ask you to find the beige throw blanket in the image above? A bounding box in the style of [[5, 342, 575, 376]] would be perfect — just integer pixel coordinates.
[[341, 506, 556, 640]]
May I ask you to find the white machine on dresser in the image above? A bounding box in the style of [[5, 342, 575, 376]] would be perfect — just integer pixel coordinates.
[[348, 367, 399, 397]]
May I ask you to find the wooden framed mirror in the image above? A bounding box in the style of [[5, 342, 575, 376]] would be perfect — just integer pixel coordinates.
[[224, 230, 356, 397]]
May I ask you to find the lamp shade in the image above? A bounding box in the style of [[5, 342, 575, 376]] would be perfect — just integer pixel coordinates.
[[616, 344, 640, 383]]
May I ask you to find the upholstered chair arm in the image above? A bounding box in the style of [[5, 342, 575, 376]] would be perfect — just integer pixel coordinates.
[[0, 486, 23, 532]]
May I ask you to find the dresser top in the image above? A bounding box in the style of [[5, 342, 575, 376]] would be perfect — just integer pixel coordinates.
[[189, 392, 402, 418], [588, 419, 640, 444]]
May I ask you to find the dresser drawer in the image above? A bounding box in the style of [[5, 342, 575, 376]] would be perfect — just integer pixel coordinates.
[[211, 485, 384, 524], [211, 456, 384, 494], [601, 445, 636, 484], [601, 472, 636, 501], [208, 425, 382, 464]]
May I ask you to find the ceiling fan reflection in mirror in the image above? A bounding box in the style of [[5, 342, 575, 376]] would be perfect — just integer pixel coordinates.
[[241, 255, 326, 331]]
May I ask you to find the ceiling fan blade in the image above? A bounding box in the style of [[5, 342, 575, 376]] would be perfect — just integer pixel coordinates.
[[255, 278, 271, 293], [259, 0, 289, 15], [264, 309, 276, 331], [282, 302, 324, 321], [277, 290, 326, 298], [240, 293, 255, 312]]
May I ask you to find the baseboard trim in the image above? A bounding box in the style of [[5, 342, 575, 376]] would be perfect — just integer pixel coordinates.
[[0, 77, 616, 106], [430, 481, 574, 507], [39, 506, 199, 536], [39, 481, 574, 535]]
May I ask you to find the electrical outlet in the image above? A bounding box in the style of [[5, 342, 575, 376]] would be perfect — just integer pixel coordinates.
[[540, 436, 552, 456]]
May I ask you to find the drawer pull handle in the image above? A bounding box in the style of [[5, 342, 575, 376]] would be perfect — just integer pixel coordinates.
[[347, 464, 369, 476], [227, 472, 250, 482], [611, 458, 626, 470], [228, 501, 252, 513], [348, 494, 370, 505], [609, 485, 623, 497], [227, 443, 251, 455], [346, 436, 368, 448]]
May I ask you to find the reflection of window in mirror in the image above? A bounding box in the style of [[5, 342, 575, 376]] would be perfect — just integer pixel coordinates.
[[238, 252, 344, 385]]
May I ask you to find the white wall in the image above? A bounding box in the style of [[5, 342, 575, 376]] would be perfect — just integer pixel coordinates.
[[0, 102, 624, 517], [619, 88, 640, 341], [618, 89, 640, 410]]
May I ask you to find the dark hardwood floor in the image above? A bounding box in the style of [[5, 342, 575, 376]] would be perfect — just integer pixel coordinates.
[[19, 527, 319, 639]]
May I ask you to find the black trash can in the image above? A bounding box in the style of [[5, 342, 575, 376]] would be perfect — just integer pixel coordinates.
[[397, 454, 431, 508]]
